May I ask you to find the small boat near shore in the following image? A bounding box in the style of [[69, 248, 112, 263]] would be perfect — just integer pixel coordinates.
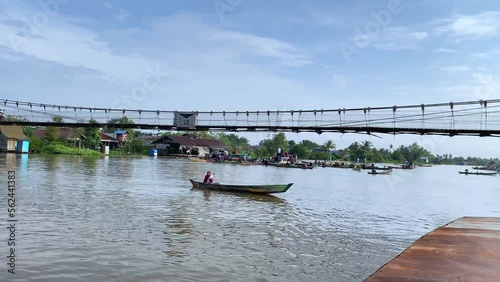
[[368, 170, 392, 175], [272, 163, 313, 169], [189, 179, 293, 194], [189, 157, 214, 163], [459, 171, 497, 176]]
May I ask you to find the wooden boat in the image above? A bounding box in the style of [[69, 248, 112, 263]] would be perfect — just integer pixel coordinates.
[[273, 163, 313, 169], [189, 179, 293, 194], [472, 166, 497, 171], [388, 165, 414, 170], [362, 165, 391, 170], [459, 171, 497, 175], [189, 158, 214, 163], [189, 157, 207, 163], [368, 170, 392, 175]]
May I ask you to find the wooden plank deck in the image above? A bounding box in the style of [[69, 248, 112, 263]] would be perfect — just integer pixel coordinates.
[[365, 217, 500, 281]]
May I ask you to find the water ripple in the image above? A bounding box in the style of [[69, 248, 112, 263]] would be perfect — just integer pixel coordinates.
[[0, 154, 499, 281]]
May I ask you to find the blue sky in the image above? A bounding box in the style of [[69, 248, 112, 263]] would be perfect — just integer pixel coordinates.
[[1, 0, 499, 157]]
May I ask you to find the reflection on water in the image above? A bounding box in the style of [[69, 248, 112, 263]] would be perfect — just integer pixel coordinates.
[[196, 189, 288, 205], [0, 155, 499, 281]]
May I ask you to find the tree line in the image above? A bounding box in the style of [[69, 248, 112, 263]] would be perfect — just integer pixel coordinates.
[[4, 115, 498, 165]]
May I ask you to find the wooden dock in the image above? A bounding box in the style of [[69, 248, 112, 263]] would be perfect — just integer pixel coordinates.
[[365, 217, 500, 281]]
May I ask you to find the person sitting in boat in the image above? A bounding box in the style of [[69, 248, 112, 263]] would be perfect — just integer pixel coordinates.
[[465, 169, 469, 174], [203, 171, 214, 184]]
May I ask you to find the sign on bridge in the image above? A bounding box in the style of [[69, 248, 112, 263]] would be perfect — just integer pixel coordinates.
[[174, 112, 196, 129]]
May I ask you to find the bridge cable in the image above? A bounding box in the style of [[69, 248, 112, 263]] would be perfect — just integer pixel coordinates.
[[246, 111, 249, 127], [364, 108, 368, 128], [291, 110, 294, 127], [267, 110, 271, 129], [298, 110, 302, 131], [338, 109, 342, 127], [368, 107, 371, 127], [343, 109, 346, 128], [484, 101, 488, 130], [480, 101, 483, 130], [421, 104, 425, 129], [29, 102, 34, 121], [209, 111, 213, 126], [450, 102, 455, 130], [392, 106, 397, 137]]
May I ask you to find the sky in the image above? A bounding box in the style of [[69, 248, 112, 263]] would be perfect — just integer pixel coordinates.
[[0, 0, 499, 157]]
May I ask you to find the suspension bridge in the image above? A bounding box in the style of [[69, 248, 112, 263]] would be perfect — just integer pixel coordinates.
[[1, 98, 500, 137]]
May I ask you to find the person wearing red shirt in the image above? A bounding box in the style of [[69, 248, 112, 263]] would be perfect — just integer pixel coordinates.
[[203, 171, 214, 184]]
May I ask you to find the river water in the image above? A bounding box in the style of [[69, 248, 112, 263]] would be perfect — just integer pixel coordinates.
[[1, 153, 499, 282]]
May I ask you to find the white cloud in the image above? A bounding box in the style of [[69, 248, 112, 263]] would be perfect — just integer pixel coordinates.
[[353, 27, 429, 51], [434, 11, 500, 41], [413, 31, 428, 40], [0, 6, 319, 112], [436, 65, 471, 73], [471, 49, 500, 59], [210, 31, 313, 67], [333, 74, 347, 89], [435, 48, 457, 53], [104, 2, 130, 22], [309, 10, 344, 27]]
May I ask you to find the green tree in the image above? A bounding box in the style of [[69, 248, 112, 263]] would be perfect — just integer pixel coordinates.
[[323, 140, 336, 152], [289, 144, 310, 159], [45, 116, 64, 142], [83, 119, 101, 150], [106, 116, 135, 137]]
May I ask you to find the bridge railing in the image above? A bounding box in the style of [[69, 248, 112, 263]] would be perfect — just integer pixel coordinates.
[[1, 98, 500, 135]]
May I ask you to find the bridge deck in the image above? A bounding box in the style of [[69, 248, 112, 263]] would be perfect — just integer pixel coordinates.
[[1, 98, 500, 136], [365, 216, 500, 281]]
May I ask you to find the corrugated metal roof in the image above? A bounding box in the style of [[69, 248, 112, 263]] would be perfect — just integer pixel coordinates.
[[364, 216, 500, 281], [99, 132, 118, 142], [0, 125, 28, 139], [115, 130, 127, 134]]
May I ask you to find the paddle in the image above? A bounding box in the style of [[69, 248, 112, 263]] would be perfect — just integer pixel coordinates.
[[212, 173, 219, 183]]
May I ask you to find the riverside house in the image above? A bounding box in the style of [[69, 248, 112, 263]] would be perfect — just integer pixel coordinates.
[[153, 134, 227, 157], [0, 125, 30, 153]]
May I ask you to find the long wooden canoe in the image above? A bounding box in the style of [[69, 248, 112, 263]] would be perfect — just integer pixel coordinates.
[[368, 170, 392, 175], [190, 179, 293, 194], [273, 163, 313, 169], [459, 171, 497, 175]]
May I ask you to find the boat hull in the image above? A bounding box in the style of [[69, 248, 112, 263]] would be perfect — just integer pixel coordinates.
[[368, 171, 392, 175], [190, 179, 293, 194], [459, 171, 497, 175], [272, 164, 313, 169]]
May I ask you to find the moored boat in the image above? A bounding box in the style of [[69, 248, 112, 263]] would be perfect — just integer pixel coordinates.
[[368, 170, 392, 175], [273, 163, 313, 169], [459, 171, 497, 175], [189, 179, 293, 194]]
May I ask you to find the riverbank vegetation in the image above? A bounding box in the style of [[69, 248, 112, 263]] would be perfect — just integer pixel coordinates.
[[7, 115, 497, 165]]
